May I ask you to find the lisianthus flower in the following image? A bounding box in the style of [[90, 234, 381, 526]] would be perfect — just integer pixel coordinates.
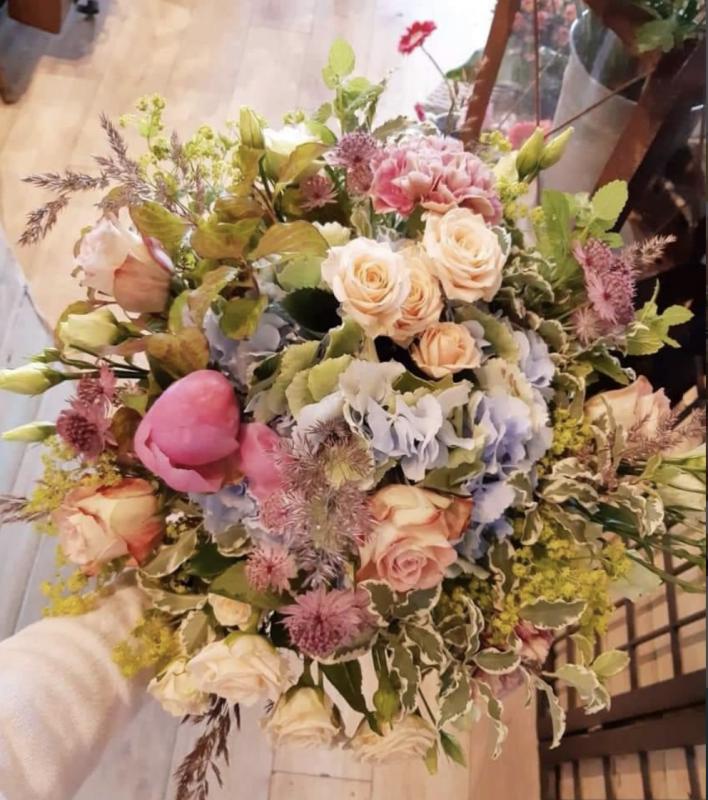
[[398, 20, 437, 55]]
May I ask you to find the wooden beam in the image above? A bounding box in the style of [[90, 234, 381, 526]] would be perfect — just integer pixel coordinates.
[[7, 0, 72, 34], [461, 0, 521, 145], [594, 38, 706, 194], [540, 707, 705, 765]]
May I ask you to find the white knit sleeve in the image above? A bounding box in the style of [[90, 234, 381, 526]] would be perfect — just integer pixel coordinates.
[[0, 585, 148, 800]]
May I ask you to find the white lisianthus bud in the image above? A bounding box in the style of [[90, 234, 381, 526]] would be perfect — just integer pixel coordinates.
[[58, 308, 121, 351], [349, 715, 437, 764], [515, 127, 545, 179], [0, 363, 63, 395], [1, 421, 56, 442], [148, 658, 211, 717], [208, 594, 253, 629], [313, 221, 351, 247], [539, 127, 574, 169], [262, 687, 343, 748]]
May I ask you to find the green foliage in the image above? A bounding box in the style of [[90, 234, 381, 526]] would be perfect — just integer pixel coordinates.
[[146, 327, 209, 380], [219, 295, 268, 339], [519, 597, 588, 629], [251, 221, 329, 259], [440, 731, 467, 767], [129, 202, 187, 256], [209, 562, 285, 609], [633, 0, 705, 52], [590, 180, 628, 228], [275, 142, 329, 191], [277, 256, 322, 291], [281, 288, 341, 335], [186, 265, 241, 325], [320, 660, 370, 716], [141, 528, 198, 578], [192, 218, 261, 259], [626, 288, 693, 355]]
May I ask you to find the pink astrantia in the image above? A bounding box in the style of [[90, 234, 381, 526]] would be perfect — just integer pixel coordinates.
[[281, 587, 373, 659], [328, 131, 380, 194], [300, 174, 337, 211], [56, 401, 111, 460], [246, 544, 297, 593], [76, 364, 117, 407], [574, 239, 636, 328], [369, 135, 502, 222]]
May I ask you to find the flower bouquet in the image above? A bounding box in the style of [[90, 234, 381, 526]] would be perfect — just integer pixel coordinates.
[[2, 38, 705, 799]]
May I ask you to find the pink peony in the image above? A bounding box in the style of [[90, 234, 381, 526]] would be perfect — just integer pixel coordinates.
[[369, 136, 502, 223], [135, 370, 241, 493], [52, 478, 162, 568], [236, 422, 282, 501]]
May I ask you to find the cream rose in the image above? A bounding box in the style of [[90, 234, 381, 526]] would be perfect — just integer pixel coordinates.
[[390, 246, 444, 345], [262, 687, 342, 748], [52, 478, 163, 568], [321, 238, 410, 338], [423, 208, 505, 303], [208, 594, 253, 629], [187, 635, 290, 705], [349, 715, 437, 764], [411, 322, 482, 378], [77, 215, 173, 313], [358, 485, 472, 593], [585, 376, 671, 437], [148, 658, 210, 717]]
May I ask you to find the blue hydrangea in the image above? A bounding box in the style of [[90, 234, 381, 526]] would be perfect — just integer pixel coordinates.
[[204, 309, 288, 387], [191, 483, 257, 537], [514, 329, 555, 396]]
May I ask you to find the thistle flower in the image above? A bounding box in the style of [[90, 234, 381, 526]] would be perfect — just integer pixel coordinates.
[[281, 587, 373, 659], [258, 423, 374, 586], [300, 174, 337, 211], [245, 545, 297, 593]]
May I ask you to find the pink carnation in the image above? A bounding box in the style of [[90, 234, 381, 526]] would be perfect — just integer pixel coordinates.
[[369, 136, 502, 223]]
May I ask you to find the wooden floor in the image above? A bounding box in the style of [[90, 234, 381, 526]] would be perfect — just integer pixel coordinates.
[[0, 3, 546, 799]]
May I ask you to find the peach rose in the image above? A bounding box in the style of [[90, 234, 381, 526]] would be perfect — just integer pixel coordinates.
[[411, 322, 482, 379], [390, 246, 444, 346], [585, 376, 671, 437], [77, 216, 173, 313], [321, 238, 410, 338], [359, 485, 471, 592], [52, 478, 162, 568], [423, 208, 505, 303]]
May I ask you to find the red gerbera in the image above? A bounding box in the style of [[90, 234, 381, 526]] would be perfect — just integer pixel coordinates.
[[398, 20, 437, 55]]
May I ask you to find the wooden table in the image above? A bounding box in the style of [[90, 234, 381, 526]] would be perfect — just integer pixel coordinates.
[[7, 0, 72, 34]]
